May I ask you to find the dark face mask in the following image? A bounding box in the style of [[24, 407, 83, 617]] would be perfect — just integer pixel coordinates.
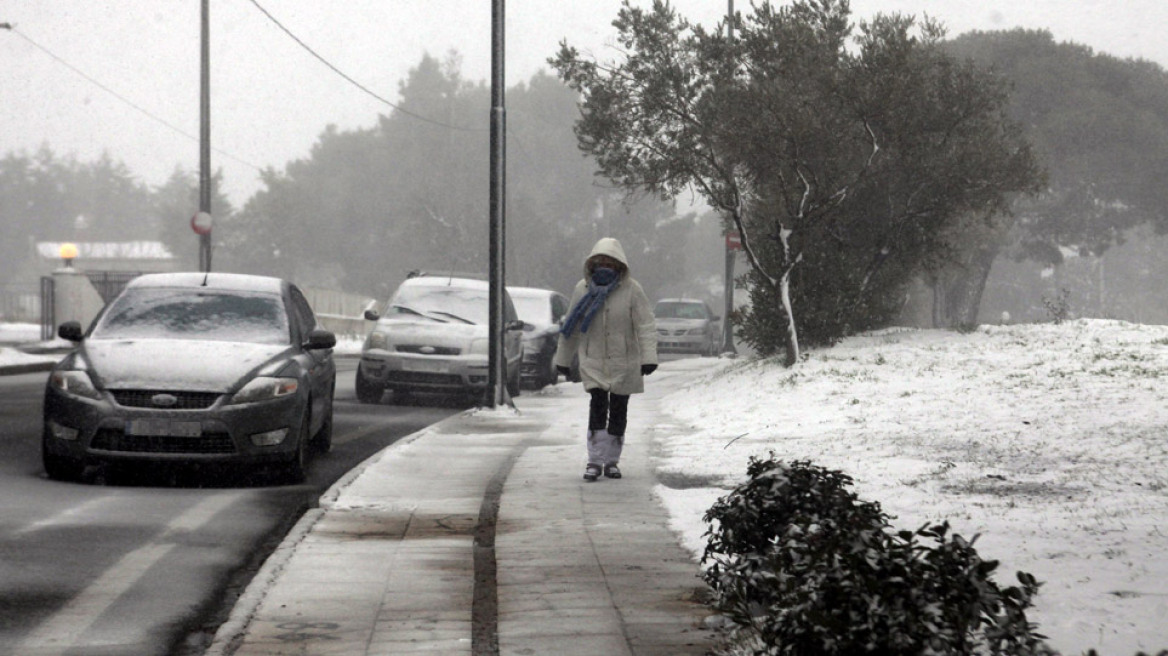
[[591, 266, 618, 285]]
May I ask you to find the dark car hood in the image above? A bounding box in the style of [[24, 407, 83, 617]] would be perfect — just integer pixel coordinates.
[[81, 338, 291, 392]]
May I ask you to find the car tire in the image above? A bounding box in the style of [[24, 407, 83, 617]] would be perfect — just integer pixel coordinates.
[[312, 390, 334, 454], [540, 353, 558, 387], [42, 435, 83, 482], [506, 362, 521, 398], [355, 365, 384, 404], [282, 413, 310, 485]]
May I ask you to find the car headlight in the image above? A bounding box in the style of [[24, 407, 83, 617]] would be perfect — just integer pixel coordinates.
[[366, 331, 388, 350], [48, 370, 103, 400], [229, 377, 299, 404], [469, 338, 489, 355]]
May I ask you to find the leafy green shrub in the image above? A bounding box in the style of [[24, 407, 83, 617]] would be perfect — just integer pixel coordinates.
[[701, 455, 1051, 655]]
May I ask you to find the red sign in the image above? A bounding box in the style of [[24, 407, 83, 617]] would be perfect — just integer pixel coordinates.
[[191, 211, 213, 235], [725, 231, 742, 251]]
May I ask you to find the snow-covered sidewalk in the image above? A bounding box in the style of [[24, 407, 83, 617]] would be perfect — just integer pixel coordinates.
[[652, 319, 1168, 655]]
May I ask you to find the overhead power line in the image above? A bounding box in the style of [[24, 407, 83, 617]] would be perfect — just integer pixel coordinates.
[[244, 0, 484, 132], [7, 26, 263, 173]]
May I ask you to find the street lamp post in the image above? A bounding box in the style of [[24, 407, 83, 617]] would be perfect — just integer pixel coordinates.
[[198, 0, 212, 272], [484, 0, 509, 408]]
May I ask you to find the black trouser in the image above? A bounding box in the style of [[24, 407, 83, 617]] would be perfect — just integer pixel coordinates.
[[588, 389, 629, 437]]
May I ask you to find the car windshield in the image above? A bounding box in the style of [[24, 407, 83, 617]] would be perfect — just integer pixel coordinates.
[[511, 295, 552, 324], [389, 284, 489, 325], [654, 302, 709, 320], [91, 288, 290, 344]]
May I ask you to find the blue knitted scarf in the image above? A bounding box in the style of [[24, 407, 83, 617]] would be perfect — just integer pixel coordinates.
[[561, 267, 620, 337]]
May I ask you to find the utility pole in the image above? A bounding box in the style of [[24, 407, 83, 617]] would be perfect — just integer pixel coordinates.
[[484, 0, 509, 408], [721, 0, 738, 355], [198, 0, 212, 272]]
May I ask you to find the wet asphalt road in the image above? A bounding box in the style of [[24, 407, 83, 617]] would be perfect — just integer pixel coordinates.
[[0, 359, 462, 656]]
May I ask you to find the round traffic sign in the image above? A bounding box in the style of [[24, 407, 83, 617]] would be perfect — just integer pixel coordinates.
[[191, 211, 213, 235]]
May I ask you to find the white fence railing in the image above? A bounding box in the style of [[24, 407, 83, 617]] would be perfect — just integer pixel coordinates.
[[303, 287, 377, 341]]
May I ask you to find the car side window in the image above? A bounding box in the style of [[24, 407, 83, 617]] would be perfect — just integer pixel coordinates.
[[504, 294, 518, 323], [552, 294, 568, 322], [289, 286, 317, 342]]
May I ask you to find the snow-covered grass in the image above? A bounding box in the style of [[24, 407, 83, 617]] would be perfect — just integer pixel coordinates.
[[653, 319, 1168, 656], [0, 322, 42, 345], [0, 323, 58, 368]]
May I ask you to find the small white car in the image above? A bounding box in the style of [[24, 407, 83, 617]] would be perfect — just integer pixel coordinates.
[[653, 298, 721, 356], [508, 286, 570, 389], [355, 274, 524, 403]]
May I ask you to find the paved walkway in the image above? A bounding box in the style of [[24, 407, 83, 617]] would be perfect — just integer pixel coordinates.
[[207, 369, 716, 655]]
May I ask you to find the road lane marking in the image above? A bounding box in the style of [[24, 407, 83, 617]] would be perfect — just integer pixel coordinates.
[[13, 496, 119, 537], [17, 492, 242, 654]]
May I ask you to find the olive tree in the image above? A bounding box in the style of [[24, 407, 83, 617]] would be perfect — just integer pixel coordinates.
[[552, 0, 1041, 362]]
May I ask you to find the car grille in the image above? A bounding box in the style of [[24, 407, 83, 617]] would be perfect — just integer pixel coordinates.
[[396, 345, 461, 356], [110, 390, 221, 409], [658, 328, 690, 337], [386, 371, 465, 386], [91, 428, 236, 454]]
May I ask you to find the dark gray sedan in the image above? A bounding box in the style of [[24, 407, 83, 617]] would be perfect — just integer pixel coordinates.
[[42, 272, 336, 484]]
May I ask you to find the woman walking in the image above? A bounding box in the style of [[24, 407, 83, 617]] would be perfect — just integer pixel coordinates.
[[554, 237, 658, 481]]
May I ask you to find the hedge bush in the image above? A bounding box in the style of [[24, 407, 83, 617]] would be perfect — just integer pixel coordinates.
[[701, 455, 1051, 655]]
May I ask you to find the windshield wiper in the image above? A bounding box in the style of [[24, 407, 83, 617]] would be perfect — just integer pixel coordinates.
[[391, 305, 447, 322], [426, 311, 475, 325]]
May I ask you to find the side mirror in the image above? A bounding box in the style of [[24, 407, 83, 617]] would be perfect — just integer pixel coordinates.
[[363, 309, 380, 321], [710, 315, 721, 322], [58, 321, 84, 342], [305, 329, 337, 350], [506, 319, 525, 332]]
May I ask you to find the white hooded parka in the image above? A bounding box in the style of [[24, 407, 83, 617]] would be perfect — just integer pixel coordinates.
[[553, 238, 658, 395]]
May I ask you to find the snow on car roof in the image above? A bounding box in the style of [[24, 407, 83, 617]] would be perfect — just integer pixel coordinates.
[[402, 275, 489, 290], [507, 286, 559, 298], [125, 272, 285, 294]]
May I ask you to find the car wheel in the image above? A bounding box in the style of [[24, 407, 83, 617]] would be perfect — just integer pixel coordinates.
[[42, 434, 83, 482], [282, 413, 310, 485], [312, 390, 334, 454], [355, 365, 384, 404], [540, 353, 558, 387], [506, 362, 521, 398]]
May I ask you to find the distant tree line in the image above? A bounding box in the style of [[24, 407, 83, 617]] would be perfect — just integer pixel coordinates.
[[217, 53, 690, 303]]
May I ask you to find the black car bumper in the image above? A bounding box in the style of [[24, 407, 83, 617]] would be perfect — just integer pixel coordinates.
[[42, 387, 307, 466]]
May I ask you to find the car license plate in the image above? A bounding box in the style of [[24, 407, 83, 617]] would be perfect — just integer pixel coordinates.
[[125, 419, 202, 437], [403, 358, 449, 374]]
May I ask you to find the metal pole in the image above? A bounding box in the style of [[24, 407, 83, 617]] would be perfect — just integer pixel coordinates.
[[199, 0, 212, 272], [721, 0, 737, 354], [485, 0, 507, 407]]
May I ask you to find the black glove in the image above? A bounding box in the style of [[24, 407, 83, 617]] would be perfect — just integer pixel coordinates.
[[641, 363, 657, 376], [556, 365, 570, 376]]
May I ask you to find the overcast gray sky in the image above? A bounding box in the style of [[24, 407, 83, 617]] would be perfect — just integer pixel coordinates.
[[3, 1, 1166, 207]]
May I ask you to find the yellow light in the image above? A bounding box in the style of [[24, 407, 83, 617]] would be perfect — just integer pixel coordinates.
[[59, 243, 79, 260]]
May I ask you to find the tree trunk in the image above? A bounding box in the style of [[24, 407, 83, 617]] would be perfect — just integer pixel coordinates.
[[778, 268, 799, 366], [931, 245, 1000, 330]]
